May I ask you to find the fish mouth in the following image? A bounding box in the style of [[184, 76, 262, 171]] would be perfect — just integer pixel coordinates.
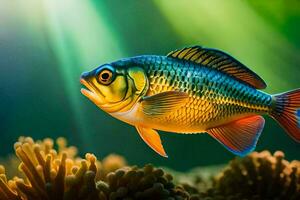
[[80, 78, 104, 105]]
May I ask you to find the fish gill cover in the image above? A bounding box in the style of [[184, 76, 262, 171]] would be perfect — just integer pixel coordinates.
[[0, 137, 299, 200]]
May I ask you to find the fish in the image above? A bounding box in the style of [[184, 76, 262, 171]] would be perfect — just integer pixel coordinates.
[[80, 46, 300, 157]]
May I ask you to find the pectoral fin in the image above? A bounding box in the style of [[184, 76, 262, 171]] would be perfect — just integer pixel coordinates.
[[207, 115, 265, 156], [140, 91, 189, 116], [136, 126, 168, 158]]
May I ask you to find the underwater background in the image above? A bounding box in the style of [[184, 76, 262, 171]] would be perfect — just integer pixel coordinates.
[[1, 0, 300, 171]]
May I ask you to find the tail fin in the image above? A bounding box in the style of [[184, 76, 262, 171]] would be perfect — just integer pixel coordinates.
[[271, 89, 300, 142]]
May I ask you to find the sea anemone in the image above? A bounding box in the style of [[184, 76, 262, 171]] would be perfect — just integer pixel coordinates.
[[211, 151, 300, 200]]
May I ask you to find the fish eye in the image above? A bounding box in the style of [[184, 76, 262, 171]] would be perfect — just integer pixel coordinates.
[[98, 69, 114, 85]]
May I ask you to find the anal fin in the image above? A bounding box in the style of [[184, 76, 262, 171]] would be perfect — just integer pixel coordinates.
[[136, 126, 168, 158], [207, 115, 265, 156]]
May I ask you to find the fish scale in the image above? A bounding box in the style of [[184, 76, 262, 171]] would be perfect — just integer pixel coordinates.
[[132, 55, 272, 130]]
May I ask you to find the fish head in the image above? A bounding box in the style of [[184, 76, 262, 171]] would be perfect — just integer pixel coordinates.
[[80, 63, 148, 113]]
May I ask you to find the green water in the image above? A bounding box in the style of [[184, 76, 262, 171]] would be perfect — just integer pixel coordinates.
[[0, 0, 299, 171]]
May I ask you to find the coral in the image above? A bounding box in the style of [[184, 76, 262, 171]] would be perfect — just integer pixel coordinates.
[[96, 164, 191, 200], [164, 165, 224, 194], [0, 137, 299, 200], [0, 137, 192, 200], [0, 155, 22, 180], [0, 137, 102, 200], [210, 151, 300, 200], [162, 151, 300, 200], [99, 154, 127, 180]]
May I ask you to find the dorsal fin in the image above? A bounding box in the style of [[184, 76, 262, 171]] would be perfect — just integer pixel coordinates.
[[167, 46, 267, 89]]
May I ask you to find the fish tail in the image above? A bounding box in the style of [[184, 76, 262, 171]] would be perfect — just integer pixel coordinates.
[[270, 88, 300, 142]]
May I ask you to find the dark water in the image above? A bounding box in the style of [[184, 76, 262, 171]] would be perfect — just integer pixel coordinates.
[[0, 1, 299, 171]]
